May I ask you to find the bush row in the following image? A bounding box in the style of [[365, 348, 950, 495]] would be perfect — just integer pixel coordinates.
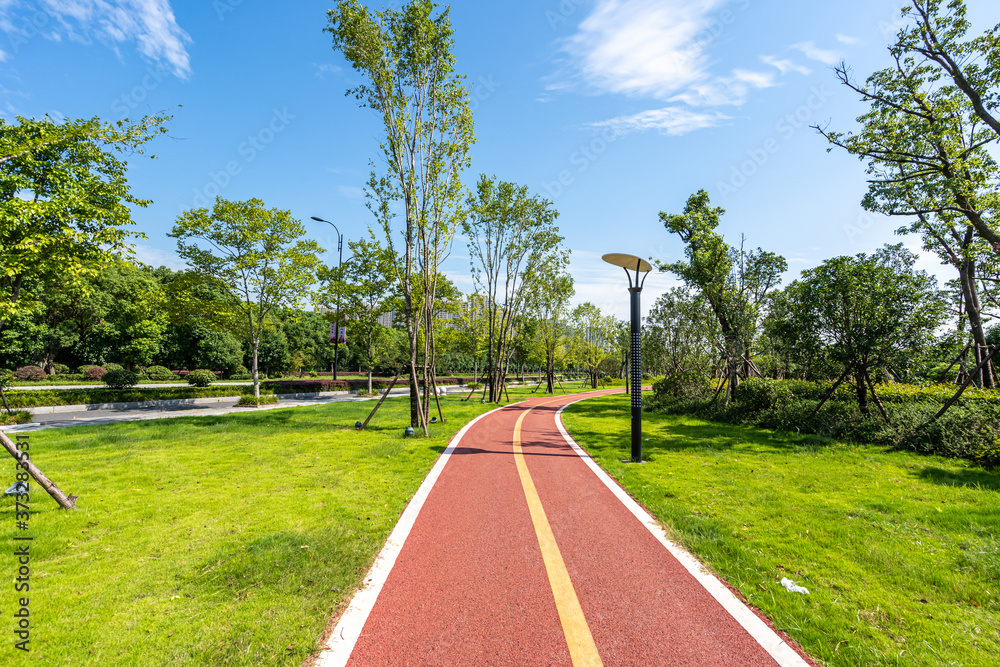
[[2, 386, 261, 409], [650, 376, 1000, 467]]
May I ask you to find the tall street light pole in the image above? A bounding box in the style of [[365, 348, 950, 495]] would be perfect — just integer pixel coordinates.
[[602, 253, 651, 463], [312, 216, 344, 381]]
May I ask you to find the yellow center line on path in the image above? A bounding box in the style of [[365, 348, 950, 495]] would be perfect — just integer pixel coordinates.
[[513, 404, 603, 667]]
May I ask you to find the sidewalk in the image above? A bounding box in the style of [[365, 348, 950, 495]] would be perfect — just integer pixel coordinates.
[[318, 390, 814, 667], [0, 387, 416, 433]]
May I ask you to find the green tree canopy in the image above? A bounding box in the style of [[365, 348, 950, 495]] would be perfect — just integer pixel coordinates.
[[0, 113, 170, 327], [169, 197, 322, 399], [773, 244, 946, 416]]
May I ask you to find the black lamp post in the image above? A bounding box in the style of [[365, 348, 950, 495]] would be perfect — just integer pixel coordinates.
[[311, 216, 344, 380], [602, 253, 651, 463]]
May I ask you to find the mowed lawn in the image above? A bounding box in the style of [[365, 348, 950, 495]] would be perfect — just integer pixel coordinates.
[[561, 394, 1000, 667], [0, 395, 505, 666]]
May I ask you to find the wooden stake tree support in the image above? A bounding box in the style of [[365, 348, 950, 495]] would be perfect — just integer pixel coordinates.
[[358, 369, 403, 431], [1, 431, 78, 510]]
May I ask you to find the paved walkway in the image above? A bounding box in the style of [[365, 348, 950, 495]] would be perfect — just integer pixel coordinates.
[[0, 390, 403, 433], [319, 390, 813, 667]]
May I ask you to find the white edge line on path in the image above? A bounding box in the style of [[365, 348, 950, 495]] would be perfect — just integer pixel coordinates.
[[317, 403, 512, 667], [554, 403, 812, 667]]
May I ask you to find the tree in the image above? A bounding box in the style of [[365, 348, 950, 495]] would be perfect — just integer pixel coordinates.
[[328, 0, 475, 433], [317, 237, 400, 392], [818, 0, 1000, 380], [169, 198, 322, 399], [0, 113, 170, 328], [463, 175, 564, 403], [898, 0, 1000, 143], [643, 287, 719, 379], [158, 322, 244, 373], [773, 244, 946, 417], [569, 303, 617, 389], [657, 190, 787, 402], [525, 260, 574, 394]]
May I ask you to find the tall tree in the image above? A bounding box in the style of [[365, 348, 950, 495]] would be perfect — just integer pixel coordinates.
[[774, 245, 946, 417], [0, 113, 169, 328], [169, 197, 322, 400], [328, 0, 475, 433], [525, 259, 574, 394], [818, 0, 1000, 378], [463, 175, 564, 403], [569, 302, 617, 389], [657, 190, 787, 402]]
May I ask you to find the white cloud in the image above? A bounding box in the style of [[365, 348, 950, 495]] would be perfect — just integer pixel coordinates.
[[836, 33, 859, 45], [313, 63, 341, 79], [553, 0, 776, 135], [553, 0, 726, 99], [791, 41, 841, 65], [0, 0, 191, 77], [761, 54, 811, 76], [335, 185, 365, 199], [669, 68, 777, 107], [590, 106, 730, 135]]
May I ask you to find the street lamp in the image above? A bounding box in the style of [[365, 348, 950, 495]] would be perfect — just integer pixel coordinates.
[[312, 216, 344, 381], [602, 253, 651, 463]]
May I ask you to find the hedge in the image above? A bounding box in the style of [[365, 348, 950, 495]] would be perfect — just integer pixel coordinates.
[[651, 377, 1000, 467], [3, 386, 259, 409]]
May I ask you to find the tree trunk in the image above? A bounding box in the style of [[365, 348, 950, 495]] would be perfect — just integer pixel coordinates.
[[367, 369, 372, 394], [960, 258, 994, 388], [251, 340, 260, 400], [855, 368, 869, 417], [546, 352, 555, 394]]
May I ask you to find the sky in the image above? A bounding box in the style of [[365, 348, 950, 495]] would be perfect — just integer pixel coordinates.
[[1, 0, 999, 319]]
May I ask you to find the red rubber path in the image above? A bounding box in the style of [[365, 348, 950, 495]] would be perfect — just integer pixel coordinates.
[[339, 390, 812, 666]]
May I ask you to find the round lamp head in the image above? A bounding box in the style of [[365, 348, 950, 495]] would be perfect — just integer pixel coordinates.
[[602, 253, 652, 273]]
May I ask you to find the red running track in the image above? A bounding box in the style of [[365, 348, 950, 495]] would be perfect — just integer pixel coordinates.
[[319, 390, 814, 666]]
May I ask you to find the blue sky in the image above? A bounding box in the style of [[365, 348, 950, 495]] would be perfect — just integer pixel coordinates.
[[2, 0, 998, 319]]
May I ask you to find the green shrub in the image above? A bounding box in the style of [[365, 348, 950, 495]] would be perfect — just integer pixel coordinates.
[[53, 363, 70, 374], [229, 373, 253, 381], [103, 368, 140, 390], [14, 365, 46, 381], [236, 394, 278, 407], [0, 409, 33, 425], [732, 378, 795, 413], [652, 370, 712, 401], [186, 369, 216, 387], [104, 362, 124, 372], [226, 364, 249, 379], [651, 377, 1000, 467], [144, 365, 174, 381]]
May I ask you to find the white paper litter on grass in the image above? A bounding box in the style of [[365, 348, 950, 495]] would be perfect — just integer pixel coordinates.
[[780, 577, 809, 594]]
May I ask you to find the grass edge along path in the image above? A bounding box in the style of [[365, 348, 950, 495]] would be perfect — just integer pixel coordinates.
[[561, 393, 999, 667]]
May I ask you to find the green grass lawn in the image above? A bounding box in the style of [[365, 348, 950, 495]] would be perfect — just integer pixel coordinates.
[[561, 393, 999, 667], [0, 385, 599, 666], [0, 395, 511, 666]]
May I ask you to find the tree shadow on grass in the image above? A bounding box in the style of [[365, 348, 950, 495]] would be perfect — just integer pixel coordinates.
[[917, 466, 1000, 491]]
